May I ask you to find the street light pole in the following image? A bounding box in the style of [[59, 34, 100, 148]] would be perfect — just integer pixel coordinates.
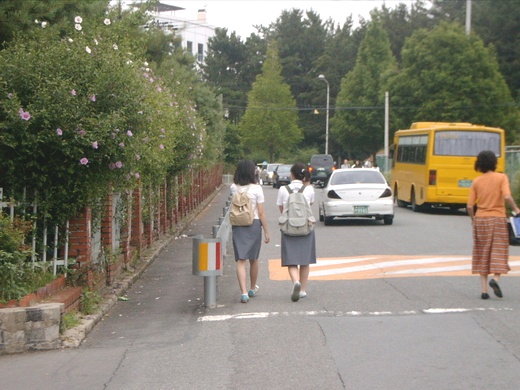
[[318, 74, 329, 155]]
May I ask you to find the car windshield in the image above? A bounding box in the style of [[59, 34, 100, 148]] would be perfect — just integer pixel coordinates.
[[277, 165, 291, 173], [311, 156, 333, 168], [331, 170, 386, 185]]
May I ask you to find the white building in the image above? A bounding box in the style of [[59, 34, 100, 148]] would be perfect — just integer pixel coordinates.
[[145, 2, 215, 64]]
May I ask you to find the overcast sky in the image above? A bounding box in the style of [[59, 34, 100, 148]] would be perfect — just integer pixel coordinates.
[[153, 0, 419, 38]]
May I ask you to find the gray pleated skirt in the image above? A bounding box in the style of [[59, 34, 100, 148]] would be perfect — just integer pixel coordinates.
[[281, 230, 317, 266], [232, 219, 262, 261]]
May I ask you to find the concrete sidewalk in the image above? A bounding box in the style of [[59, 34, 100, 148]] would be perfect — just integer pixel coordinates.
[[61, 184, 232, 348]]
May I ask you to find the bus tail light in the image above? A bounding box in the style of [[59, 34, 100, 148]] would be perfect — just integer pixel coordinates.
[[429, 170, 437, 185]]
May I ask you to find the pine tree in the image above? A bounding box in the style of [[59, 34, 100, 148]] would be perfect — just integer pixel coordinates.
[[240, 41, 302, 162]]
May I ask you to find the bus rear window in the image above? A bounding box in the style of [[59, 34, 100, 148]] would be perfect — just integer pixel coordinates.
[[434, 131, 501, 156]]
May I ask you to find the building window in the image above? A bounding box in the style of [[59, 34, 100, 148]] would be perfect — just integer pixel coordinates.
[[198, 43, 204, 62], [187, 41, 193, 54]]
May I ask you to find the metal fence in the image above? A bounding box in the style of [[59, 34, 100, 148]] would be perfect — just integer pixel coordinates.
[[506, 146, 520, 191], [0, 193, 122, 276]]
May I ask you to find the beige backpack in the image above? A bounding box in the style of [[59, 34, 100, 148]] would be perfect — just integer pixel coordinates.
[[229, 185, 254, 226]]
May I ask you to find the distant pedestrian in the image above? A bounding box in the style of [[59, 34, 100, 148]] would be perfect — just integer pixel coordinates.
[[276, 162, 316, 301], [467, 150, 520, 300], [341, 159, 350, 169], [231, 160, 270, 303]]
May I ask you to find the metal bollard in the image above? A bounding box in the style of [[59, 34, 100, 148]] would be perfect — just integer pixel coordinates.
[[218, 216, 225, 225], [212, 225, 219, 238]]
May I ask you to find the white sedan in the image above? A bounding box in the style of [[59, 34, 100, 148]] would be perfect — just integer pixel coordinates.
[[318, 168, 394, 225]]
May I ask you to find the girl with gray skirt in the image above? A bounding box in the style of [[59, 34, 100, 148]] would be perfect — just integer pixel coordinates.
[[276, 162, 316, 301], [231, 160, 270, 303]]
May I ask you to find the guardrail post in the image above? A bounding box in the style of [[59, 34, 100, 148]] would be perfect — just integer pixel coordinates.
[[192, 235, 222, 308]]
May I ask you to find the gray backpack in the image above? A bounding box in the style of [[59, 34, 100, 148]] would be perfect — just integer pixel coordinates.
[[278, 185, 316, 236]]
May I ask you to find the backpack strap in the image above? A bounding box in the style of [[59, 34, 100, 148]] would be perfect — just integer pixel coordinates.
[[238, 184, 250, 194], [284, 185, 293, 194], [298, 186, 305, 193]]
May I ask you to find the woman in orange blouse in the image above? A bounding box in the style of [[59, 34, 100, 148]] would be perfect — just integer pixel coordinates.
[[467, 150, 520, 299]]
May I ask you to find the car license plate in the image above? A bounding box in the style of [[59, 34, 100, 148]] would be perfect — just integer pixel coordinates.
[[458, 179, 472, 188], [354, 206, 368, 214]]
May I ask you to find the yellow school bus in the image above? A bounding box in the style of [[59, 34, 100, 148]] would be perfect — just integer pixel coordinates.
[[391, 122, 505, 211]]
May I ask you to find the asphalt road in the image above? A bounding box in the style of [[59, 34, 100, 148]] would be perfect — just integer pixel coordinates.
[[2, 183, 520, 389]]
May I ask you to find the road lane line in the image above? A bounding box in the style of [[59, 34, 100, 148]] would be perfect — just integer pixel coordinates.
[[198, 307, 514, 322]]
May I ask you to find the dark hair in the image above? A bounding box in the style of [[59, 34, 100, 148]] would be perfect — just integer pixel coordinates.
[[474, 150, 497, 173], [234, 160, 256, 185], [290, 162, 308, 181]]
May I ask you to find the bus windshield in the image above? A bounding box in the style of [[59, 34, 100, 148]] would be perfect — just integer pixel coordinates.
[[434, 131, 501, 157]]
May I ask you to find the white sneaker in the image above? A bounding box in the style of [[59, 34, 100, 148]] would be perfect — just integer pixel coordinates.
[[291, 282, 301, 302], [299, 292, 307, 299]]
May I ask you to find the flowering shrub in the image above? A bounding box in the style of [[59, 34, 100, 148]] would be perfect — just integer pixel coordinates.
[[0, 10, 205, 224]]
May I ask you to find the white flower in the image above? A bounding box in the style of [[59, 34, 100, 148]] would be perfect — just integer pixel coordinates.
[[34, 19, 39, 24], [86, 46, 91, 53], [75, 23, 82, 31], [94, 38, 99, 45], [144, 61, 149, 66], [75, 16, 83, 24], [68, 38, 73, 43], [104, 18, 111, 25], [113, 44, 118, 50], [41, 21, 47, 28]]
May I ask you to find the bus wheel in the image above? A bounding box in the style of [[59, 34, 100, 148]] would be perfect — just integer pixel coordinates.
[[411, 189, 421, 212], [394, 187, 407, 208]]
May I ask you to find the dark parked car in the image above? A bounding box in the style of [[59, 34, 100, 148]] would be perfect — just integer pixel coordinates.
[[273, 164, 292, 188], [309, 154, 335, 186]]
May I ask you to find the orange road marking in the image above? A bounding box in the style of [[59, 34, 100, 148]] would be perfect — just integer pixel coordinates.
[[268, 255, 520, 280]]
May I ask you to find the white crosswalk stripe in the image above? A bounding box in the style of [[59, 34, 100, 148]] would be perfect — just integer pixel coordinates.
[[268, 256, 520, 280]]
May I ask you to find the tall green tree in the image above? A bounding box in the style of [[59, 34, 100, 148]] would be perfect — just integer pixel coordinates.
[[370, 1, 434, 63], [203, 28, 266, 163], [331, 21, 397, 162], [239, 42, 302, 162], [203, 28, 260, 124], [268, 9, 328, 150], [429, 0, 520, 99], [389, 22, 520, 142], [314, 19, 367, 156]]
